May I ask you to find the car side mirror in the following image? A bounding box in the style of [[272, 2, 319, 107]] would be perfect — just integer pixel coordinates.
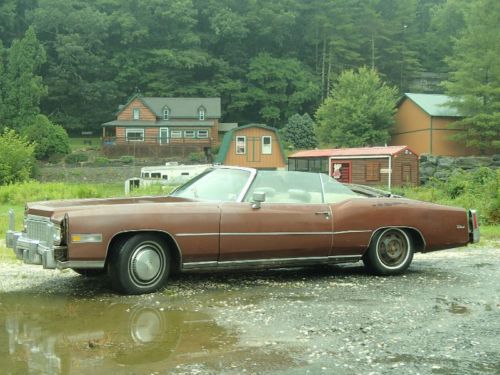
[[251, 191, 266, 209]]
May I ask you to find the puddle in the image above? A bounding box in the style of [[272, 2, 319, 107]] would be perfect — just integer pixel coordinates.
[[0, 293, 297, 374]]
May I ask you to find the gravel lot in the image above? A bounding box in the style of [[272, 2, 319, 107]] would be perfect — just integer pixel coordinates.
[[0, 246, 499, 374]]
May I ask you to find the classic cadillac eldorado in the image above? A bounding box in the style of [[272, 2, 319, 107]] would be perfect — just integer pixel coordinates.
[[5, 167, 480, 295]]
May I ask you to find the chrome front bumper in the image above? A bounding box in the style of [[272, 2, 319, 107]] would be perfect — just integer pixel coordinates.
[[5, 209, 64, 269]]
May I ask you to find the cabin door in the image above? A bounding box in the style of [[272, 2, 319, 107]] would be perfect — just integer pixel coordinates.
[[159, 128, 169, 144]]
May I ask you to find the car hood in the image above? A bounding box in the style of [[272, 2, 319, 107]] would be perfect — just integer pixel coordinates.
[[26, 196, 191, 220]]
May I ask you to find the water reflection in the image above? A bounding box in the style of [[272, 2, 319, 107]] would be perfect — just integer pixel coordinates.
[[0, 295, 236, 373]]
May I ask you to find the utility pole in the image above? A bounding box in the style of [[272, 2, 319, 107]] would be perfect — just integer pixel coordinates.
[[371, 32, 375, 70]]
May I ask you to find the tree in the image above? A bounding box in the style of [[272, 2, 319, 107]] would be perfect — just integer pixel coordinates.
[[443, 0, 500, 152], [2, 26, 47, 131], [22, 115, 70, 160], [316, 67, 397, 147], [0, 128, 35, 185], [239, 53, 320, 127], [282, 113, 318, 150]]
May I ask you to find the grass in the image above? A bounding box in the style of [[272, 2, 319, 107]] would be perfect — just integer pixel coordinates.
[[69, 136, 101, 152]]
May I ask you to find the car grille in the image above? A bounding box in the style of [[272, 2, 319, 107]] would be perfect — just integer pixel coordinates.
[[26, 216, 53, 245]]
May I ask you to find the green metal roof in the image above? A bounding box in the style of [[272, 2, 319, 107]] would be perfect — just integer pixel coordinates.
[[115, 94, 221, 119], [215, 124, 286, 165], [400, 93, 462, 117]]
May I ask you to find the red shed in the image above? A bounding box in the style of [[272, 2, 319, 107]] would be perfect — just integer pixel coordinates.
[[288, 145, 419, 188]]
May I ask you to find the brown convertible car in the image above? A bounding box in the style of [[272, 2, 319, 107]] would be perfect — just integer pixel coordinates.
[[6, 167, 479, 294]]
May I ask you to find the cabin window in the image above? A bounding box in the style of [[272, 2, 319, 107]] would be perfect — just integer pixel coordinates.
[[197, 130, 208, 138], [262, 136, 272, 154], [236, 136, 246, 154], [151, 172, 161, 179], [199, 108, 205, 120], [132, 108, 140, 120], [126, 128, 144, 141], [162, 175, 168, 180], [163, 108, 170, 120], [184, 130, 196, 138], [171, 130, 182, 139], [366, 161, 380, 181]]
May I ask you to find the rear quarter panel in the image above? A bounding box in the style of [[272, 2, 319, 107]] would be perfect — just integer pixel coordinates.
[[331, 198, 469, 255]]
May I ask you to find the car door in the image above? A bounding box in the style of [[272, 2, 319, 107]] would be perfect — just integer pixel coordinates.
[[218, 172, 333, 261]]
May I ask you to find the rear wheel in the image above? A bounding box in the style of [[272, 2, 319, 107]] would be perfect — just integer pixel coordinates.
[[108, 233, 171, 295], [363, 228, 413, 275]]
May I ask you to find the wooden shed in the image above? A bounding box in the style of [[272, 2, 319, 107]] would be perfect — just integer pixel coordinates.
[[215, 124, 286, 170], [288, 146, 419, 188]]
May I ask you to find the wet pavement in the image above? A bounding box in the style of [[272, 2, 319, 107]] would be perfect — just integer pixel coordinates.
[[0, 246, 499, 374]]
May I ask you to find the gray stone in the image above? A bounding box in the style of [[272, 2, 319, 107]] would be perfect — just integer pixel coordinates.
[[437, 157, 454, 168], [492, 154, 500, 162]]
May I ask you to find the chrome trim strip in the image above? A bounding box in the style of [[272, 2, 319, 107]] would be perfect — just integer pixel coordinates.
[[220, 232, 332, 236], [237, 167, 257, 202], [56, 260, 105, 269], [175, 233, 219, 237], [182, 255, 362, 271], [333, 230, 373, 235]]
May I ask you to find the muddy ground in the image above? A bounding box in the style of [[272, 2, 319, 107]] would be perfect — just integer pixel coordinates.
[[0, 246, 499, 374]]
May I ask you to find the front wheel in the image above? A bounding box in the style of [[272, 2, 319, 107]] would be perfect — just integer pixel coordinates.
[[363, 228, 413, 275], [108, 234, 171, 295]]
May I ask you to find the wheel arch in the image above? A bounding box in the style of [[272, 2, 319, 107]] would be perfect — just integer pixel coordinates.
[[105, 230, 182, 274], [364, 226, 426, 255]]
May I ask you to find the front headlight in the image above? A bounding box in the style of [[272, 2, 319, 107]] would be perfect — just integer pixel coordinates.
[[53, 225, 62, 245]]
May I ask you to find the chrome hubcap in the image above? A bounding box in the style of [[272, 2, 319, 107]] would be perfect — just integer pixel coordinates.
[[130, 242, 165, 286], [378, 231, 408, 267]]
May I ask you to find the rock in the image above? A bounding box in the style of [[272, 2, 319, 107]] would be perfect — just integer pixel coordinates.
[[437, 157, 454, 168]]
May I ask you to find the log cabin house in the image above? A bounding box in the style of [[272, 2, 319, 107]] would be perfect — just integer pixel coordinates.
[[101, 95, 235, 158]]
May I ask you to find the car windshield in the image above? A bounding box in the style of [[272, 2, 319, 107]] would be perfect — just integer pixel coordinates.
[[244, 170, 360, 204], [170, 168, 252, 201]]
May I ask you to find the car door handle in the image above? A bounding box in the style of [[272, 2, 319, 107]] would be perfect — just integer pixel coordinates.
[[315, 211, 331, 218]]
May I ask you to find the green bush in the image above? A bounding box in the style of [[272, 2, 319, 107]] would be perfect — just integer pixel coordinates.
[[394, 167, 500, 225], [120, 155, 135, 164], [0, 129, 36, 185], [188, 152, 206, 163], [65, 153, 89, 164], [22, 115, 70, 160], [93, 156, 109, 166]]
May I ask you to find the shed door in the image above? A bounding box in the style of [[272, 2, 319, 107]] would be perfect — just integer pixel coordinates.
[[330, 160, 352, 183], [402, 163, 412, 185]]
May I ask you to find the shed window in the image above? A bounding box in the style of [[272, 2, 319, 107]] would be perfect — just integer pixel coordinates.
[[199, 109, 205, 120], [366, 161, 380, 181], [132, 108, 140, 120], [184, 130, 196, 138], [126, 128, 144, 141], [262, 136, 272, 154], [163, 108, 170, 120], [236, 136, 246, 154]]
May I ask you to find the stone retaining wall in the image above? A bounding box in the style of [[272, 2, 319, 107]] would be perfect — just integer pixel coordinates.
[[420, 154, 500, 184]]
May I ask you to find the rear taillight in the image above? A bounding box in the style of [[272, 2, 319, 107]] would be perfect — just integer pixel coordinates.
[[469, 209, 480, 243], [472, 210, 478, 229]]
